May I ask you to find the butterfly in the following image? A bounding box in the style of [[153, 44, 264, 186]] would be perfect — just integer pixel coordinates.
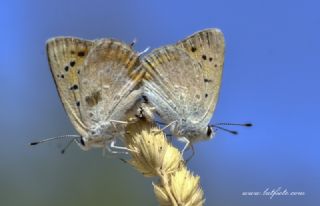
[[140, 29, 227, 153], [40, 37, 145, 152]]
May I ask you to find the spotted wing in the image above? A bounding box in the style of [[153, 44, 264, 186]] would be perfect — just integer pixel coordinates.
[[175, 28, 225, 124], [142, 45, 205, 124], [46, 37, 94, 136], [79, 39, 143, 128]]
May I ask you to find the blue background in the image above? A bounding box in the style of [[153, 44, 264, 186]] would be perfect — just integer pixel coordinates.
[[1, 0, 319, 205]]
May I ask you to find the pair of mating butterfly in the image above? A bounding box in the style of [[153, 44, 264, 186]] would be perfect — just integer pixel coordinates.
[[31, 28, 251, 156]]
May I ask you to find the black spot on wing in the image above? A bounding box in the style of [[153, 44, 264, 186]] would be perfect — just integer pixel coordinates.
[[70, 61, 76, 67], [202, 55, 207, 60], [191, 47, 197, 52], [70, 84, 79, 90], [77, 51, 85, 57], [64, 66, 69, 72]]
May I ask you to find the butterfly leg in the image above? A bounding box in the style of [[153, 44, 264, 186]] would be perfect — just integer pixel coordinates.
[[185, 144, 195, 163], [138, 47, 150, 56], [181, 136, 190, 155], [110, 119, 128, 130], [106, 143, 128, 155], [161, 120, 177, 132], [108, 139, 136, 154]]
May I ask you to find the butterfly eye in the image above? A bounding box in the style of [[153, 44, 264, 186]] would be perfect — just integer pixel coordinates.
[[80, 137, 85, 146], [206, 126, 212, 137]]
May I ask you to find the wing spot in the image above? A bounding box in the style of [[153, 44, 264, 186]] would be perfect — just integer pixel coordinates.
[[77, 70, 80, 74], [57, 74, 60, 78], [202, 55, 207, 60], [214, 64, 218, 67], [191, 47, 197, 52], [204, 78, 212, 83], [61, 74, 64, 78], [77, 51, 85, 57], [209, 57, 213, 61], [195, 94, 201, 99], [64, 66, 69, 72], [70, 50, 75, 54], [76, 101, 80, 107], [205, 93, 208, 98], [70, 84, 79, 90], [85, 91, 102, 107], [70, 61, 76, 67]]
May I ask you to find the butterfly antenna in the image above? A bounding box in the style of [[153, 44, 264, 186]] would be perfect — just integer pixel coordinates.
[[211, 122, 253, 135], [215, 122, 253, 127], [211, 125, 238, 135], [30, 135, 80, 146], [60, 138, 77, 154]]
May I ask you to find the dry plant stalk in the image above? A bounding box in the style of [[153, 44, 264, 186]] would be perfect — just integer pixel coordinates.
[[125, 119, 205, 206]]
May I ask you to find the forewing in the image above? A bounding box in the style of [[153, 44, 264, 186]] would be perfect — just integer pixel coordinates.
[[46, 37, 94, 136], [142, 46, 205, 124], [79, 39, 143, 127], [175, 29, 225, 124]]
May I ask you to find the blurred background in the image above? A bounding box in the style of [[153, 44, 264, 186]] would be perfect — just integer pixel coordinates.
[[1, 0, 319, 205]]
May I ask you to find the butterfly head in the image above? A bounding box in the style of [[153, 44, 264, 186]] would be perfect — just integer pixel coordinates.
[[191, 125, 216, 141], [175, 121, 216, 142], [75, 137, 90, 150], [76, 127, 114, 151], [205, 125, 216, 139]]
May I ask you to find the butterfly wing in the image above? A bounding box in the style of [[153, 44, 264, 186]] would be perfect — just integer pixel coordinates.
[[142, 45, 205, 125], [175, 28, 225, 124], [142, 28, 224, 131], [78, 39, 143, 129], [46, 37, 94, 136]]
